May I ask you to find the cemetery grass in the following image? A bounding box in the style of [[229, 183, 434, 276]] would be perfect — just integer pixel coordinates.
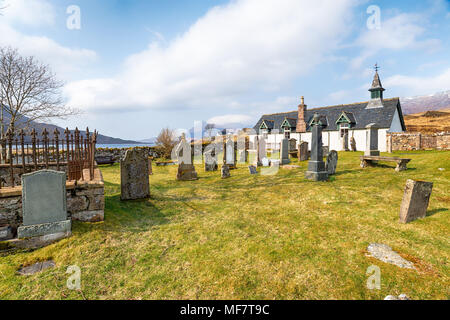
[[0, 151, 449, 300]]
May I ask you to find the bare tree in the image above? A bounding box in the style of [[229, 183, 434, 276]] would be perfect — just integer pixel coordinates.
[[156, 127, 176, 159], [0, 47, 79, 137]]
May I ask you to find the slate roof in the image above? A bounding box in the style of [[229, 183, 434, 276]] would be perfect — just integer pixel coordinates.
[[253, 97, 405, 133]]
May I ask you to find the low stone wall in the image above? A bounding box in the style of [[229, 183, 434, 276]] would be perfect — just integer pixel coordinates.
[[0, 164, 68, 187], [387, 132, 450, 151], [96, 147, 161, 163], [0, 168, 104, 238]]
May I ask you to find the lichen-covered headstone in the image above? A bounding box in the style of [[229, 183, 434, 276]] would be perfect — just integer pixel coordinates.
[[326, 150, 338, 175], [298, 141, 309, 161], [177, 163, 198, 181], [221, 164, 231, 179], [399, 179, 433, 223], [120, 148, 150, 200], [18, 170, 71, 239]]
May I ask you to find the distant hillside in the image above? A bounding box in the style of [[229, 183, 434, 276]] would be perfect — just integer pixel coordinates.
[[401, 90, 450, 115], [0, 113, 142, 144], [404, 108, 450, 133]]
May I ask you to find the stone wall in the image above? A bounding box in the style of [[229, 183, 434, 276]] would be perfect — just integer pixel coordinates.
[[96, 147, 161, 163], [0, 164, 68, 187], [387, 132, 450, 151], [0, 168, 104, 237]]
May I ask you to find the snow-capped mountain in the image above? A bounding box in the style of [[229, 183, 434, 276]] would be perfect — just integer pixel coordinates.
[[400, 90, 450, 115]]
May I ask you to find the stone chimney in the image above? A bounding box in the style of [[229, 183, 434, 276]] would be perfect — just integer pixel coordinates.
[[296, 96, 307, 133]]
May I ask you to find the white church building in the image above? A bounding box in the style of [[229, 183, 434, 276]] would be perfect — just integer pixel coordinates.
[[252, 69, 406, 152]]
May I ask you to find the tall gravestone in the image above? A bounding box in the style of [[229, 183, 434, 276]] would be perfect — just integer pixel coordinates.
[[365, 124, 380, 156], [326, 150, 338, 175], [254, 136, 264, 167], [399, 180, 433, 223], [350, 137, 357, 152], [174, 135, 198, 180], [305, 114, 329, 181], [280, 138, 290, 165], [121, 148, 150, 200], [225, 137, 237, 169], [18, 170, 71, 239], [342, 132, 349, 151], [298, 141, 309, 161]]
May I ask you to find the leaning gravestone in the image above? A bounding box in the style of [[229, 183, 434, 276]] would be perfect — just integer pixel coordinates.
[[17, 170, 71, 239], [298, 141, 309, 161], [399, 179, 433, 223], [248, 165, 257, 175], [325, 150, 338, 175], [120, 148, 150, 200], [221, 164, 231, 179]]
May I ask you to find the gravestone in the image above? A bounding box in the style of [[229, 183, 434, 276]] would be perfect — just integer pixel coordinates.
[[254, 136, 264, 167], [399, 179, 433, 223], [148, 158, 153, 175], [225, 137, 237, 169], [173, 133, 193, 164], [221, 164, 231, 179], [280, 138, 290, 165], [326, 150, 338, 175], [342, 132, 349, 151], [322, 146, 330, 158], [298, 141, 309, 161], [289, 138, 297, 152], [17, 170, 71, 239], [365, 124, 380, 156], [350, 137, 357, 152], [248, 165, 257, 175], [204, 147, 218, 172], [120, 148, 150, 200], [177, 162, 198, 181], [305, 114, 329, 181]]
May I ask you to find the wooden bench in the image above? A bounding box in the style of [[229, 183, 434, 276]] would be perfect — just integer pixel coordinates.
[[360, 155, 411, 172], [95, 155, 115, 165]]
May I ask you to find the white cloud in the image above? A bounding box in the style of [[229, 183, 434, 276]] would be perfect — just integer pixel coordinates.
[[384, 68, 450, 95], [351, 12, 441, 70], [65, 0, 356, 113], [0, 0, 97, 79], [1, 0, 55, 26], [207, 114, 253, 128]]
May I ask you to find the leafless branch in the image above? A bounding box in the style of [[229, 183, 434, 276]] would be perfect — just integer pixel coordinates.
[[0, 47, 80, 136]]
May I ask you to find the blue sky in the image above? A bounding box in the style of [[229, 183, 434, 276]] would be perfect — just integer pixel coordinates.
[[0, 0, 449, 140]]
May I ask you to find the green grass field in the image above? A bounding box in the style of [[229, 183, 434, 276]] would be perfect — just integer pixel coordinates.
[[1, 151, 449, 300]]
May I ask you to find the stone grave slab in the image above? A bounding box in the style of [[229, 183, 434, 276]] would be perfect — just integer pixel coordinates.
[[120, 148, 150, 200], [18, 170, 71, 239], [399, 179, 433, 223], [326, 150, 338, 175]]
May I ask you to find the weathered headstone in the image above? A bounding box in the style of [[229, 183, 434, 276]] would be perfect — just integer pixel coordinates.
[[365, 123, 380, 156], [399, 179, 433, 223], [305, 114, 329, 181], [17, 170, 71, 239], [177, 162, 198, 181], [204, 147, 218, 172], [248, 165, 257, 175], [254, 136, 264, 167], [120, 148, 150, 200], [350, 137, 357, 152], [221, 164, 231, 179], [342, 132, 349, 151], [298, 141, 309, 161], [280, 138, 290, 165], [173, 133, 193, 164], [225, 137, 237, 169], [289, 138, 297, 152], [326, 150, 338, 175]]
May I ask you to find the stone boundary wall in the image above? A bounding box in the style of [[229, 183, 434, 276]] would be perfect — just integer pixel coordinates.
[[0, 164, 68, 187], [387, 132, 450, 151], [0, 168, 104, 237], [96, 147, 160, 163]]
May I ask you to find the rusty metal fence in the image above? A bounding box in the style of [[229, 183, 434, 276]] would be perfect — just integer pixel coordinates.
[[0, 127, 97, 188]]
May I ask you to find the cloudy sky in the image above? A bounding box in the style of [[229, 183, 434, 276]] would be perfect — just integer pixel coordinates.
[[0, 0, 449, 140]]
